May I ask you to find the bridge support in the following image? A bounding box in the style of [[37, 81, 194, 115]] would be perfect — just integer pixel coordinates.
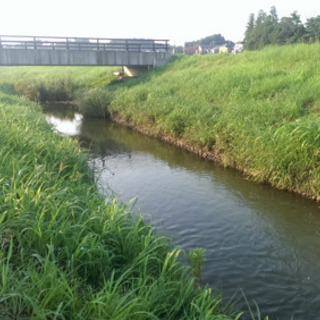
[[123, 66, 149, 77]]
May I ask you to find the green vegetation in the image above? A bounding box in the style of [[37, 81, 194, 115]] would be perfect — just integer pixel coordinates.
[[184, 34, 234, 54], [1, 43, 320, 203], [0, 66, 118, 102], [0, 87, 240, 318], [76, 87, 114, 118], [188, 248, 206, 286], [106, 44, 320, 201], [244, 7, 320, 50], [1, 43, 320, 316]]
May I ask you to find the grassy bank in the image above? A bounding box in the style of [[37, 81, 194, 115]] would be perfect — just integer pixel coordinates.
[[10, 45, 319, 202], [106, 44, 320, 201], [0, 90, 239, 318], [1, 44, 320, 200], [0, 66, 119, 102]]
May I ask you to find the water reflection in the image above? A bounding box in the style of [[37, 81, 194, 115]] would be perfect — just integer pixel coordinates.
[[43, 104, 320, 320], [44, 103, 82, 136]]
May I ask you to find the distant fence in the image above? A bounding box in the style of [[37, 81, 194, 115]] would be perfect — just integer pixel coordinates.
[[0, 35, 170, 52]]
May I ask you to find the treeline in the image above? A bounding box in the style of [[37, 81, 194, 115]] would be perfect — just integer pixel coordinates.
[[185, 34, 234, 49], [244, 6, 320, 50]]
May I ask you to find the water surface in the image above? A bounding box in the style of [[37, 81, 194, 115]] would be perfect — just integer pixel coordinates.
[[44, 104, 320, 319]]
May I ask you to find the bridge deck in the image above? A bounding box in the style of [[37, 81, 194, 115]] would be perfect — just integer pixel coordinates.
[[0, 35, 172, 68], [0, 35, 169, 52]]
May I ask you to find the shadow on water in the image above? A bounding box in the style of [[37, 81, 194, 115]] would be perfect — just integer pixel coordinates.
[[44, 104, 320, 320]]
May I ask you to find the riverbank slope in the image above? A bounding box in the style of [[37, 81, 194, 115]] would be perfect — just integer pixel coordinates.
[[107, 44, 320, 201], [0, 90, 239, 318], [1, 43, 320, 201]]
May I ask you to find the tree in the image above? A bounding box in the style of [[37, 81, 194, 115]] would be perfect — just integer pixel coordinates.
[[243, 7, 307, 50], [203, 34, 226, 47], [276, 17, 298, 45], [275, 12, 305, 44], [305, 16, 320, 42], [291, 11, 302, 26], [267, 6, 280, 44], [185, 34, 226, 49], [244, 8, 278, 50], [269, 6, 279, 24], [244, 13, 256, 50], [252, 10, 271, 49]]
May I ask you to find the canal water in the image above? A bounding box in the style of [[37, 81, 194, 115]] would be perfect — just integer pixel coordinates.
[[44, 104, 320, 319]]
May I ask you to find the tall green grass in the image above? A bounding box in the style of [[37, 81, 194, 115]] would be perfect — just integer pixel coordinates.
[[106, 44, 320, 200], [76, 86, 114, 118], [0, 92, 239, 318], [0, 66, 119, 102]]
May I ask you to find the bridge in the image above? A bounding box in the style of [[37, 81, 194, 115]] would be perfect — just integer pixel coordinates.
[[0, 35, 172, 76]]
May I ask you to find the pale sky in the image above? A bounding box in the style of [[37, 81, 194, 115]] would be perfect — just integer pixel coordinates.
[[0, 0, 319, 46]]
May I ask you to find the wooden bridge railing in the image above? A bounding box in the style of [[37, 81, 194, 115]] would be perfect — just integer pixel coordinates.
[[0, 35, 170, 52]]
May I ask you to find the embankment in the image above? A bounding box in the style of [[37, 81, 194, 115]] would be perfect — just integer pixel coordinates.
[[107, 44, 320, 202], [1, 43, 320, 202]]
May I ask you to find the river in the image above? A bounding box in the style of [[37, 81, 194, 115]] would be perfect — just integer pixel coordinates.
[[44, 103, 320, 319]]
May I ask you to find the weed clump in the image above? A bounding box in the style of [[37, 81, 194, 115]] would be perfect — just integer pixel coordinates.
[[76, 87, 113, 118]]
